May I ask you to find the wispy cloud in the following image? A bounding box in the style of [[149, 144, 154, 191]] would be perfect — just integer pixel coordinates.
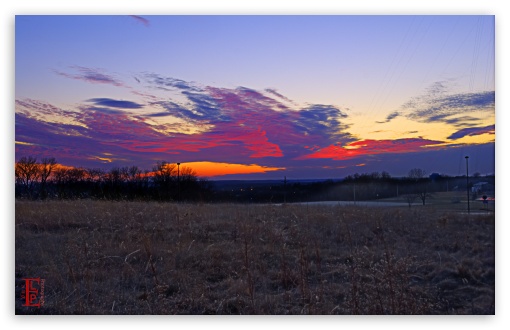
[[295, 104, 350, 145], [377, 111, 400, 123], [383, 81, 494, 128], [447, 124, 495, 140], [54, 66, 125, 87], [264, 88, 295, 105], [87, 98, 144, 109], [443, 116, 482, 127], [129, 15, 150, 27], [144, 73, 201, 92], [79, 106, 126, 115], [406, 91, 495, 124]]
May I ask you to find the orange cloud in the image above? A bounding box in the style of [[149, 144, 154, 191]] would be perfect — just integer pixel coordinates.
[[182, 161, 284, 177]]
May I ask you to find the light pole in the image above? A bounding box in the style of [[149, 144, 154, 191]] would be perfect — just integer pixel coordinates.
[[465, 156, 470, 214], [283, 176, 287, 204], [177, 162, 180, 202]]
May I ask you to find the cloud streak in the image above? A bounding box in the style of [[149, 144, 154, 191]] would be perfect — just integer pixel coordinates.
[[383, 80, 494, 128], [377, 111, 400, 123], [405, 91, 495, 124], [144, 73, 201, 92], [87, 98, 144, 109], [300, 138, 445, 161], [447, 124, 495, 140], [129, 15, 150, 27], [54, 66, 125, 87]]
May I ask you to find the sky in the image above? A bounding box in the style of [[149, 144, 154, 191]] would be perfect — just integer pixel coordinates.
[[15, 14, 495, 179]]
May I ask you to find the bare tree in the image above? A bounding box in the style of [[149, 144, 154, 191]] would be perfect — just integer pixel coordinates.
[[126, 166, 143, 199], [152, 161, 177, 200], [153, 161, 176, 184], [106, 167, 124, 198], [404, 194, 417, 208], [128, 166, 142, 182], [86, 168, 105, 183], [408, 168, 432, 205], [40, 157, 56, 199], [53, 167, 86, 198], [15, 156, 40, 198], [408, 168, 426, 180], [417, 190, 433, 206], [179, 166, 197, 182], [86, 168, 106, 197]]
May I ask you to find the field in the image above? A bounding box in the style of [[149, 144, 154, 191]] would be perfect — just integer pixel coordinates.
[[15, 200, 495, 314]]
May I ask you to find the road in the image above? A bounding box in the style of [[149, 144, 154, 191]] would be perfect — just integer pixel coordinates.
[[280, 201, 410, 207]]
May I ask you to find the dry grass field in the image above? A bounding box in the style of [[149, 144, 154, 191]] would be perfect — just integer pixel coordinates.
[[15, 200, 495, 314]]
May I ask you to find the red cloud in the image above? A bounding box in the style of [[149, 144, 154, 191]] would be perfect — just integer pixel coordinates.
[[301, 138, 445, 160], [82, 111, 283, 158]]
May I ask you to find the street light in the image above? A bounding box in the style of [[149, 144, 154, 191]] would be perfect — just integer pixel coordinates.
[[465, 156, 470, 214], [177, 162, 181, 202]]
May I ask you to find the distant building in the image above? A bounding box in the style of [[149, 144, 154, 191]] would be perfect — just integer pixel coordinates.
[[472, 182, 489, 193]]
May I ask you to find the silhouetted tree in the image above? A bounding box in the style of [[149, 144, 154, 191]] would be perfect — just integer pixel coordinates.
[[128, 165, 142, 182], [178, 166, 199, 199], [15, 156, 39, 198], [408, 168, 426, 180], [179, 166, 197, 183], [152, 161, 177, 200], [404, 194, 417, 208], [126, 165, 143, 199], [39, 157, 56, 199], [408, 168, 432, 205], [53, 167, 86, 198], [105, 167, 124, 198], [86, 168, 106, 198]]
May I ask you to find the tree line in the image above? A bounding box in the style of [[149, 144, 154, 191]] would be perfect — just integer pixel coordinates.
[[212, 170, 493, 205], [15, 156, 494, 204], [15, 156, 213, 201]]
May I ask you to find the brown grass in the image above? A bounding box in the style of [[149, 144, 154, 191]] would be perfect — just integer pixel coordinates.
[[15, 200, 495, 314]]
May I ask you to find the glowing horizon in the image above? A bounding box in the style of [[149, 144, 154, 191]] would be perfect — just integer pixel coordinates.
[[13, 160, 284, 180]]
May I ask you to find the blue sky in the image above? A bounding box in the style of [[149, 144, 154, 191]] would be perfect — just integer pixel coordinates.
[[13, 8, 496, 180]]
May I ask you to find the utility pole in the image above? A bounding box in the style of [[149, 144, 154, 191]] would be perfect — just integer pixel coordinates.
[[465, 156, 470, 214], [283, 176, 287, 204], [177, 162, 181, 202]]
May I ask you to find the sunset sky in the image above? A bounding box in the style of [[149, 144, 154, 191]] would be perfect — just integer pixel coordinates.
[[15, 15, 495, 179]]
